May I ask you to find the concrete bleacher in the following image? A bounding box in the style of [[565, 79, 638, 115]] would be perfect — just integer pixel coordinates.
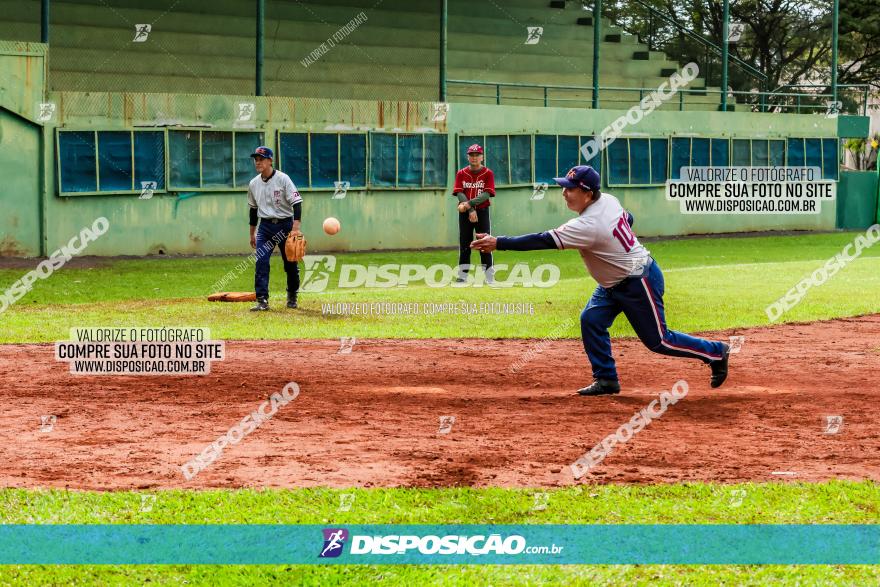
[[0, 0, 724, 110]]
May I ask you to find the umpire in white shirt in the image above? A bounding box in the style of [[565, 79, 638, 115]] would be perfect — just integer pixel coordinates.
[[247, 146, 302, 311]]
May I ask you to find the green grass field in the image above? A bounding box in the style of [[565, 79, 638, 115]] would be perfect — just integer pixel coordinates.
[[1, 483, 878, 584], [1, 232, 878, 584], [1, 232, 879, 343]]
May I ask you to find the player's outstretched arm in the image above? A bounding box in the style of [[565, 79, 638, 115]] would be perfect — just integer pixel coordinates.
[[471, 232, 557, 253]]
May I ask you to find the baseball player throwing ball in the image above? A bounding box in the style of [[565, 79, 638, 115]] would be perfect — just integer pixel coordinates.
[[247, 146, 302, 311], [452, 143, 496, 283], [471, 165, 730, 396]]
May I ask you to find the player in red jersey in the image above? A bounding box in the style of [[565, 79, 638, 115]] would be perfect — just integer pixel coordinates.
[[452, 143, 496, 283]]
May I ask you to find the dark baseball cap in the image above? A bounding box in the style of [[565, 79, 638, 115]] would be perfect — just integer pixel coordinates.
[[250, 146, 274, 159], [554, 165, 600, 192], [467, 143, 483, 154]]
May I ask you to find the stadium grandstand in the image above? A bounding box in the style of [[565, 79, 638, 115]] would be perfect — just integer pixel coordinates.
[[0, 0, 875, 256]]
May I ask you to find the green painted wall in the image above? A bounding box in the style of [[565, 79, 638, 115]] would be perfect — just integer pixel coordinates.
[[39, 93, 454, 255], [0, 108, 42, 256], [0, 40, 47, 119], [449, 104, 840, 237], [836, 171, 879, 230], [35, 92, 842, 257], [0, 41, 46, 256], [838, 115, 871, 139]]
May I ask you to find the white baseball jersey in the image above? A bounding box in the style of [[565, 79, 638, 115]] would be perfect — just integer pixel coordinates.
[[247, 170, 302, 219], [548, 193, 651, 288]]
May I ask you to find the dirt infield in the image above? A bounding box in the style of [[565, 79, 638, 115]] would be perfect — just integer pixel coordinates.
[[2, 315, 878, 489]]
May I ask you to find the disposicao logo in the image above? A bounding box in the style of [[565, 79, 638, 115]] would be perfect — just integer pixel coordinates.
[[316, 530, 562, 558], [301, 255, 338, 293], [319, 528, 349, 558]]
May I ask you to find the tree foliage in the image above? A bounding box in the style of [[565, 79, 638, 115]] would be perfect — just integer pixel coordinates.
[[604, 0, 879, 99]]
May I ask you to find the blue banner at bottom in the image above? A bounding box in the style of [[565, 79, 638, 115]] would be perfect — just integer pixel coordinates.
[[0, 525, 876, 565]]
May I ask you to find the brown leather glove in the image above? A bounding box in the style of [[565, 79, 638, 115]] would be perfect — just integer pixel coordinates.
[[285, 232, 307, 262]]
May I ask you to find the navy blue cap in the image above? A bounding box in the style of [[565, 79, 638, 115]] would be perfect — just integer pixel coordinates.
[[250, 146, 274, 159], [554, 165, 600, 192]]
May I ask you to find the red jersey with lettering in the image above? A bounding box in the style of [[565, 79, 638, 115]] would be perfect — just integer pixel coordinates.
[[453, 166, 495, 209]]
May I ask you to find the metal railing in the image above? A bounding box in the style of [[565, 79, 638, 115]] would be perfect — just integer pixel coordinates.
[[765, 84, 871, 116], [447, 79, 870, 115]]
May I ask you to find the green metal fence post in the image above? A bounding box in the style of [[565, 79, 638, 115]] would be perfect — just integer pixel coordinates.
[[705, 45, 710, 87], [41, 0, 49, 43], [256, 0, 264, 96], [721, 0, 729, 111], [439, 0, 447, 102], [831, 0, 839, 104], [592, 0, 601, 109]]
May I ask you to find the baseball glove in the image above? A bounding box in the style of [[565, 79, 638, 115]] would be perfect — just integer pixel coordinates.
[[285, 232, 307, 262], [208, 292, 257, 302]]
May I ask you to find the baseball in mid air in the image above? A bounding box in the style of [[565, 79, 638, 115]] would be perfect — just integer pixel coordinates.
[[323, 217, 341, 235]]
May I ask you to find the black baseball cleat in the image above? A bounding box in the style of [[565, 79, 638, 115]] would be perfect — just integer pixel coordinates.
[[709, 343, 731, 388], [286, 298, 298, 309], [250, 298, 269, 312], [577, 379, 621, 396]]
